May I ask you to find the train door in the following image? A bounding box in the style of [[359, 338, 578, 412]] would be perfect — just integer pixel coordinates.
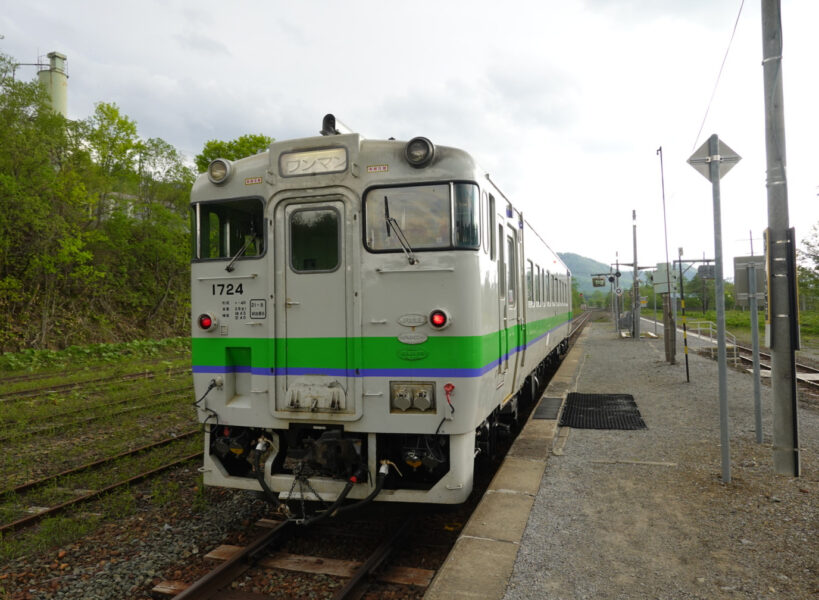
[[498, 224, 520, 379], [504, 226, 520, 385], [498, 223, 508, 375], [276, 198, 350, 414]]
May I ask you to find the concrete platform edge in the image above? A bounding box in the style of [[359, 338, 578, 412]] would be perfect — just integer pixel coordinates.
[[423, 332, 586, 599]]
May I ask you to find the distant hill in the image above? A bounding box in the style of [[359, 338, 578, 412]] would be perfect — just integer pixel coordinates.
[[559, 252, 632, 296], [559, 252, 697, 296]]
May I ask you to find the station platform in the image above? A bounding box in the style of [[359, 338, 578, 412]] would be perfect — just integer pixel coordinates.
[[424, 319, 817, 599]]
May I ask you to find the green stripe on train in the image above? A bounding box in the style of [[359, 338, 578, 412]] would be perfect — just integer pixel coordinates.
[[191, 312, 571, 370]]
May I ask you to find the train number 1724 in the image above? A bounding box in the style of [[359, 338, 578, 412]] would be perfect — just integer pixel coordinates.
[[212, 283, 244, 295]]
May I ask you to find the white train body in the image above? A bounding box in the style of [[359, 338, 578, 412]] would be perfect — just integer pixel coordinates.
[[191, 117, 571, 505]]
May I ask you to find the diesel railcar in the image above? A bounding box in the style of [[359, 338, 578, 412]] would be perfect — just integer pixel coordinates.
[[191, 115, 571, 513]]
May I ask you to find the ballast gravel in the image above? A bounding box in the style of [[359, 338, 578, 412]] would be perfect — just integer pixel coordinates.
[[3, 485, 270, 600], [504, 321, 817, 600]]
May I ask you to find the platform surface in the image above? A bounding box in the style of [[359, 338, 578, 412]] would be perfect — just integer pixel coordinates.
[[425, 320, 818, 600]]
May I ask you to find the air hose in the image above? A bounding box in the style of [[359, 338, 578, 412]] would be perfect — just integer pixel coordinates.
[[297, 479, 355, 526], [252, 440, 281, 509], [300, 461, 390, 526], [331, 462, 390, 518]]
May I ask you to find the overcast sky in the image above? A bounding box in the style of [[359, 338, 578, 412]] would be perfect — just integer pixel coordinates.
[[2, 0, 817, 276]]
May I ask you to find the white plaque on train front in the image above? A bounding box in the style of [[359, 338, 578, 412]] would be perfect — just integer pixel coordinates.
[[398, 333, 428, 345]]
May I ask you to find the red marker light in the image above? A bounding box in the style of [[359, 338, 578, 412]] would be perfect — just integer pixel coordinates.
[[429, 310, 448, 329], [198, 314, 215, 330]]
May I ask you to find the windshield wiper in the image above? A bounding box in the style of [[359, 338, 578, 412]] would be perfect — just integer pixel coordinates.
[[225, 224, 256, 272], [384, 196, 418, 265]]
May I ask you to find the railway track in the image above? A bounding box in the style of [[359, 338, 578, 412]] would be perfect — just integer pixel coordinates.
[[0, 387, 192, 442], [0, 355, 189, 386], [734, 343, 819, 405], [155, 515, 433, 599], [569, 310, 593, 341], [0, 366, 191, 402], [0, 431, 201, 534]]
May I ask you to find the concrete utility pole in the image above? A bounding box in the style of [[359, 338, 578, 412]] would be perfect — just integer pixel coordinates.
[[761, 0, 800, 476], [657, 147, 675, 363], [632, 210, 640, 340]]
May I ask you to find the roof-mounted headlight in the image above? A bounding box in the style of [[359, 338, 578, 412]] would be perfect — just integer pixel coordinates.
[[405, 137, 435, 168], [207, 159, 232, 184]]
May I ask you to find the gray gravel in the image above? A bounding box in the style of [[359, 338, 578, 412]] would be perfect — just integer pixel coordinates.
[[21, 490, 269, 600], [504, 322, 817, 600]]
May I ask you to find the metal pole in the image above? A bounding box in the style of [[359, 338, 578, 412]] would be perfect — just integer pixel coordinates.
[[702, 252, 707, 315], [707, 133, 730, 484], [653, 285, 657, 335], [633, 210, 640, 340], [761, 0, 800, 476], [657, 147, 675, 362], [615, 255, 621, 334], [611, 276, 616, 332], [749, 264, 763, 443], [679, 254, 690, 382]]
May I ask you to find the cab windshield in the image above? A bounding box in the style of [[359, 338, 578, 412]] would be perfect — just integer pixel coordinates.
[[364, 182, 479, 252]]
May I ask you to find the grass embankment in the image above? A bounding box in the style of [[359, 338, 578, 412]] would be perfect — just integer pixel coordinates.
[[641, 308, 819, 351], [0, 338, 206, 563]]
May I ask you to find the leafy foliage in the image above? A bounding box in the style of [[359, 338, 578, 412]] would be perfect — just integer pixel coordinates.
[[194, 133, 273, 173], [798, 224, 819, 312], [0, 52, 195, 350]]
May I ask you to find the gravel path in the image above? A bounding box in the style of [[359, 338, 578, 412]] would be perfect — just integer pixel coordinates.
[[504, 322, 817, 600]]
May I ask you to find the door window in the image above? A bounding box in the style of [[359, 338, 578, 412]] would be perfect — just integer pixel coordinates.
[[290, 208, 340, 272], [506, 233, 516, 306]]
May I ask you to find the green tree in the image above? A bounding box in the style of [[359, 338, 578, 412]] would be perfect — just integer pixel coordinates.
[[0, 53, 100, 348], [83, 102, 140, 223], [0, 52, 194, 350], [194, 133, 273, 172], [798, 222, 819, 312]]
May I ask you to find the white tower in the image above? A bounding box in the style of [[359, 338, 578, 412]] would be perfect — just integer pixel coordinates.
[[37, 51, 68, 117]]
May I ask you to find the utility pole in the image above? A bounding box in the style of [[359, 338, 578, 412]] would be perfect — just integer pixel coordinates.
[[657, 147, 675, 362], [632, 210, 640, 340], [761, 0, 800, 476], [615, 254, 621, 334]]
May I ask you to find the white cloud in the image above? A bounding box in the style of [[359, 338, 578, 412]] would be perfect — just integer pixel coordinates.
[[1, 0, 816, 274]]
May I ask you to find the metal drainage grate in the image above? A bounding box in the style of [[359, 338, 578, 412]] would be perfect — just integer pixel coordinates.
[[533, 397, 563, 420], [559, 393, 647, 430]]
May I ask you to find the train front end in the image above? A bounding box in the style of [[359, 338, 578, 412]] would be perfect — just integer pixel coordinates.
[[191, 118, 490, 509]]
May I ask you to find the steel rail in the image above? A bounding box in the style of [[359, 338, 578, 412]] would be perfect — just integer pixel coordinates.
[[734, 345, 819, 375], [172, 519, 295, 600], [331, 517, 415, 600], [569, 310, 593, 340], [0, 356, 189, 386], [5, 385, 191, 426], [0, 367, 190, 402], [0, 452, 200, 534], [1, 429, 200, 497], [0, 390, 192, 443]]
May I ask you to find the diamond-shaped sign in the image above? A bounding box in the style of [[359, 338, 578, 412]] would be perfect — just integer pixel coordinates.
[[687, 136, 741, 181]]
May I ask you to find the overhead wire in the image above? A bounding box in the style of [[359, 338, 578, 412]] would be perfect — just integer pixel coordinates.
[[691, 0, 746, 152]]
